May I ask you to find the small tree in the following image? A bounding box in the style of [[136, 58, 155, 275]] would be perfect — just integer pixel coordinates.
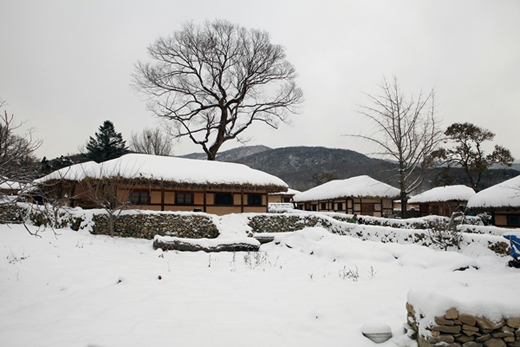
[[85, 120, 129, 163], [0, 101, 42, 185], [133, 19, 303, 160], [78, 177, 133, 237], [130, 127, 173, 156], [432, 122, 514, 191], [354, 77, 443, 218]]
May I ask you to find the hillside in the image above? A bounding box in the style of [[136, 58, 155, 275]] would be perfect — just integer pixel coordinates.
[[182, 146, 396, 190], [180, 145, 520, 191], [181, 145, 271, 161]]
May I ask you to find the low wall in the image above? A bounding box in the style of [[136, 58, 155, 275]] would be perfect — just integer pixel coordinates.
[[91, 213, 219, 239], [406, 303, 520, 347], [2, 204, 512, 256]]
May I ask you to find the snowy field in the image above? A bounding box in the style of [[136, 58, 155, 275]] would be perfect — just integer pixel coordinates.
[[1, 220, 519, 347]]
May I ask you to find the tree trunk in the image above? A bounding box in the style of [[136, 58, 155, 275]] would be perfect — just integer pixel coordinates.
[[109, 215, 115, 237], [400, 191, 408, 219]]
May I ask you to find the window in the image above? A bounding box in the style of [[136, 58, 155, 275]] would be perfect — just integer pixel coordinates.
[[176, 192, 194, 205], [321, 202, 327, 210], [337, 202, 343, 211], [248, 194, 262, 206], [214, 193, 233, 206], [508, 215, 520, 227], [130, 191, 150, 205]]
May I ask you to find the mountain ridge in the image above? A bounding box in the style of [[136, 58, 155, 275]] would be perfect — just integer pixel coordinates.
[[179, 145, 520, 192]]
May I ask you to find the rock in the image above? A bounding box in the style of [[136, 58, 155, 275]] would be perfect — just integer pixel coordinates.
[[153, 238, 260, 252], [477, 317, 506, 331], [463, 325, 481, 332], [406, 302, 416, 315], [361, 322, 393, 344], [476, 334, 492, 342], [446, 308, 460, 320], [507, 318, 520, 329], [462, 342, 483, 347], [483, 338, 506, 347], [492, 332, 514, 339], [429, 334, 455, 344], [418, 336, 432, 347], [460, 314, 478, 327], [436, 317, 456, 326], [433, 325, 462, 334], [457, 335, 476, 343]]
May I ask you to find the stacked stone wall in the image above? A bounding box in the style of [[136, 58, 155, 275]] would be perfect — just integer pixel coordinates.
[[91, 213, 219, 239], [2, 204, 511, 256], [406, 303, 520, 347]]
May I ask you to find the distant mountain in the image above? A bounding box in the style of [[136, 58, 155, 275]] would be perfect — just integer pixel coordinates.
[[178, 145, 520, 192], [233, 146, 396, 190], [180, 145, 271, 161]]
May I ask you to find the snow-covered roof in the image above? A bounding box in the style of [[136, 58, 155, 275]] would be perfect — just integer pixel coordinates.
[[269, 188, 301, 196], [0, 179, 25, 191], [293, 175, 400, 202], [467, 174, 520, 209], [35, 154, 288, 190], [408, 185, 475, 204]]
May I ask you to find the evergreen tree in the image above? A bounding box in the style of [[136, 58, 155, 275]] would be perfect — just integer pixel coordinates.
[[432, 122, 514, 191], [85, 120, 129, 163]]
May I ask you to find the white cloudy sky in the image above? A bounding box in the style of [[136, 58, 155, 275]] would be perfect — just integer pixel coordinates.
[[1, 0, 519, 160]]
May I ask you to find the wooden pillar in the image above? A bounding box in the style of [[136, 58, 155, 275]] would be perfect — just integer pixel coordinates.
[[241, 191, 244, 213], [203, 190, 207, 213], [161, 188, 165, 212], [70, 183, 76, 208]]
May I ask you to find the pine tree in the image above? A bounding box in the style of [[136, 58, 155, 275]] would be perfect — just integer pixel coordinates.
[[85, 120, 129, 163]]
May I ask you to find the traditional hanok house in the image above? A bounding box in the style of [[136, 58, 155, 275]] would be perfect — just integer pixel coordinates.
[[34, 153, 288, 215], [407, 185, 475, 217], [293, 175, 400, 217], [0, 179, 25, 196], [467, 175, 520, 228], [268, 188, 301, 204]]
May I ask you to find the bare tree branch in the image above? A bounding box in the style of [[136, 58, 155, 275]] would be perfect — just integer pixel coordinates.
[[351, 76, 443, 218], [133, 20, 303, 160], [130, 127, 173, 156]]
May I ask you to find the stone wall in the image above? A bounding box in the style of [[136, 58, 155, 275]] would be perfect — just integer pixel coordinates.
[[3, 204, 511, 256], [248, 214, 335, 233], [406, 303, 520, 347], [91, 213, 219, 239]]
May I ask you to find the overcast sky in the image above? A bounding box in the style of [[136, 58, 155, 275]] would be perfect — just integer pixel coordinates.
[[1, 0, 519, 160]]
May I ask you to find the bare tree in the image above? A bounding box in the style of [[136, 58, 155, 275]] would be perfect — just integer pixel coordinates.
[[133, 20, 303, 160], [78, 177, 134, 237], [130, 127, 173, 156], [354, 77, 443, 218], [0, 100, 42, 185], [38, 162, 139, 237]]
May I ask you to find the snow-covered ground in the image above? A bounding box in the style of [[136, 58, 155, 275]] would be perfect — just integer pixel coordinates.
[[1, 218, 519, 347]]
